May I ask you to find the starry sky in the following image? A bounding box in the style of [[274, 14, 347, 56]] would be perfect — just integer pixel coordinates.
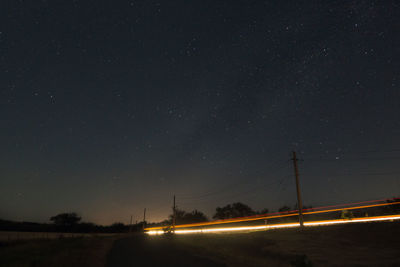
[[1, 0, 400, 225]]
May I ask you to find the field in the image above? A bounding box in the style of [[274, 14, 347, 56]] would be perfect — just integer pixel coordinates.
[[2, 221, 400, 266]]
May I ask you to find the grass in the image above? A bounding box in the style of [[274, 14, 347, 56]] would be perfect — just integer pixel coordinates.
[[0, 236, 116, 267]]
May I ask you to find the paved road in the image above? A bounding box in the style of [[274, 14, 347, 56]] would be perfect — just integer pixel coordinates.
[[106, 235, 226, 267]]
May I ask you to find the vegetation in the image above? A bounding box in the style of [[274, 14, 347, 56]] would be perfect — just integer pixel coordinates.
[[0, 213, 136, 234], [213, 202, 256, 219], [167, 209, 208, 224], [278, 205, 292, 213], [50, 213, 81, 226], [2, 198, 399, 233]]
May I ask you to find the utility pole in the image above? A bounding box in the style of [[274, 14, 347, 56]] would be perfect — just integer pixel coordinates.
[[129, 215, 133, 233], [172, 195, 176, 233], [291, 151, 304, 227], [143, 208, 146, 230]]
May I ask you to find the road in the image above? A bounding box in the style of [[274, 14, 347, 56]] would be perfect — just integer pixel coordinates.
[[106, 234, 226, 267]]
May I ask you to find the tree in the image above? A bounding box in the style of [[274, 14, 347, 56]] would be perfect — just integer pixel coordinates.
[[213, 202, 255, 220], [50, 213, 81, 226], [109, 222, 127, 232], [184, 210, 208, 223], [168, 208, 184, 224], [168, 209, 208, 224]]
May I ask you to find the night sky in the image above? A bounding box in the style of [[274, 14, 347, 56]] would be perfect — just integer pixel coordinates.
[[1, 1, 400, 225]]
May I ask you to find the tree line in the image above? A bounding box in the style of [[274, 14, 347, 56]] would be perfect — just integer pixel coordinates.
[[1, 198, 398, 233], [152, 202, 313, 227], [0, 202, 295, 233], [0, 213, 134, 233]]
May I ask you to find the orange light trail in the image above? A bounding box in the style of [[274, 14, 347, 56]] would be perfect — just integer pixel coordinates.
[[301, 197, 394, 212], [145, 200, 400, 231], [146, 214, 400, 235]]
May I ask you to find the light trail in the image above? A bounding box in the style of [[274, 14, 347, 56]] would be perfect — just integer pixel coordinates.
[[301, 197, 394, 212], [145, 200, 400, 231], [146, 214, 400, 235]]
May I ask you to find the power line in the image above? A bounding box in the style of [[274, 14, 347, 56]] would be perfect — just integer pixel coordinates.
[[177, 160, 289, 200], [178, 166, 291, 204], [292, 151, 304, 227], [304, 171, 400, 177], [300, 148, 400, 157], [175, 177, 292, 215], [147, 149, 400, 223], [304, 156, 400, 162]]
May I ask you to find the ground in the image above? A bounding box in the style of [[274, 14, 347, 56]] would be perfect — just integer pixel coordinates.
[[1, 221, 400, 266], [107, 234, 225, 267], [0, 236, 115, 267], [167, 221, 400, 266]]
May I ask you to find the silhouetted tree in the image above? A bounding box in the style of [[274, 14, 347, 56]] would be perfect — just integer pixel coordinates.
[[110, 222, 127, 232], [50, 213, 81, 226], [168, 209, 208, 224], [1, 217, 140, 233], [213, 202, 255, 219], [78, 222, 97, 232], [184, 210, 208, 223], [170, 209, 186, 224]]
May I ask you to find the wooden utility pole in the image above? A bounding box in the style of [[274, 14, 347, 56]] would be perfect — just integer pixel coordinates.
[[292, 151, 304, 227], [129, 215, 133, 233], [143, 208, 146, 230], [172, 195, 176, 233]]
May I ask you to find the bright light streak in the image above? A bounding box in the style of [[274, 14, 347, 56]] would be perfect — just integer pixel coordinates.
[[304, 214, 400, 227], [145, 201, 400, 231], [146, 214, 400, 235], [147, 230, 165, 235]]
